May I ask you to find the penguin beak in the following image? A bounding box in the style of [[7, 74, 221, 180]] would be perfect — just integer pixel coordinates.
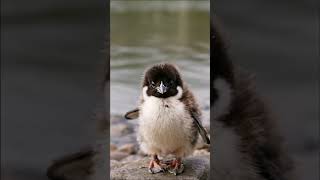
[[156, 81, 167, 94]]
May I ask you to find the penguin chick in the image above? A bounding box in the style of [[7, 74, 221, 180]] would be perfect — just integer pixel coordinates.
[[125, 63, 210, 175]]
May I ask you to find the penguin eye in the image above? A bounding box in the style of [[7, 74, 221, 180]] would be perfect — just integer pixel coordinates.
[[150, 81, 156, 88], [169, 80, 174, 86]]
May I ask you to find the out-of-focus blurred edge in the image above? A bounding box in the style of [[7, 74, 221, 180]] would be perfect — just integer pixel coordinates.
[[209, 1, 213, 180], [97, 0, 110, 179], [315, 7, 319, 179], [104, 0, 110, 179], [209, 1, 320, 179], [44, 0, 110, 179]]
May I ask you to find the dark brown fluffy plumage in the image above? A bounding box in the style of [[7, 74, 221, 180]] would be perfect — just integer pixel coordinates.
[[180, 84, 202, 146], [222, 69, 293, 180]]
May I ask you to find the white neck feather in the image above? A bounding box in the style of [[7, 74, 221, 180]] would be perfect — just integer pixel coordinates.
[[174, 86, 183, 99]]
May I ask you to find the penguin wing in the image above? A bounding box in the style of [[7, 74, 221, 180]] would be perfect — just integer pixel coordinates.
[[191, 111, 210, 144], [124, 108, 139, 120]]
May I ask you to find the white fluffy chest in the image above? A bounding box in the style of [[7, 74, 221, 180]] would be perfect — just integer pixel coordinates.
[[139, 96, 191, 142], [141, 95, 186, 122], [138, 86, 193, 153]]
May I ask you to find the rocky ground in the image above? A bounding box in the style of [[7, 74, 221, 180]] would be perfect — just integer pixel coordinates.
[[111, 155, 210, 180], [110, 114, 210, 179]]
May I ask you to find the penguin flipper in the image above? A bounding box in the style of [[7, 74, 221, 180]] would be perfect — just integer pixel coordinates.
[[124, 108, 139, 120], [191, 112, 210, 144]]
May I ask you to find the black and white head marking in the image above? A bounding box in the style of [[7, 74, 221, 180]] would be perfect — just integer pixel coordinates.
[[142, 63, 183, 99], [142, 86, 183, 101]]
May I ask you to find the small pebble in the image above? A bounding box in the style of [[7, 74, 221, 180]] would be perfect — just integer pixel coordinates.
[[193, 149, 210, 156], [118, 143, 136, 154], [111, 123, 133, 137], [111, 115, 124, 123], [110, 143, 118, 151], [110, 151, 130, 161], [121, 155, 143, 162]]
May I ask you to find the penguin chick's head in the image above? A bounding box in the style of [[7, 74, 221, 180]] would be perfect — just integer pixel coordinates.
[[143, 63, 183, 98]]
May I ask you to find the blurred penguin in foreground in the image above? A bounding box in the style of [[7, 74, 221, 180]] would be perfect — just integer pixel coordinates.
[[211, 18, 296, 179]]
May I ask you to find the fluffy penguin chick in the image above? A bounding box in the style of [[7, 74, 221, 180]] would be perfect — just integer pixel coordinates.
[[125, 63, 210, 175]]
